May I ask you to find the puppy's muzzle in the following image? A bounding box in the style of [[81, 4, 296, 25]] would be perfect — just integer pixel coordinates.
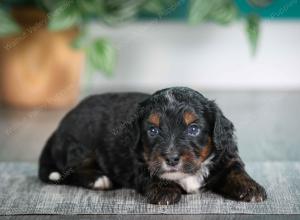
[[165, 153, 180, 167]]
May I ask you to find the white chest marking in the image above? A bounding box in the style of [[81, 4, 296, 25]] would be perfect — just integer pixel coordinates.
[[177, 175, 202, 193], [168, 153, 214, 193]]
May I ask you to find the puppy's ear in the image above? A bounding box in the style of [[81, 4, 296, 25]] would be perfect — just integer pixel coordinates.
[[208, 101, 238, 155], [127, 114, 142, 151], [131, 105, 151, 161], [114, 105, 143, 155]]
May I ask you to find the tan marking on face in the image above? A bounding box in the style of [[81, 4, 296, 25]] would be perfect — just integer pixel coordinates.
[[181, 150, 198, 169], [181, 151, 195, 162], [148, 113, 160, 127], [183, 111, 198, 125], [200, 137, 213, 162]]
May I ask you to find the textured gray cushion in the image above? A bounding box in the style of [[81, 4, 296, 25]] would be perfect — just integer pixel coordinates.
[[0, 162, 299, 215]]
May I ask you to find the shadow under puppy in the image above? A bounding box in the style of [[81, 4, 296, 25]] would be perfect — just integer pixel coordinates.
[[39, 87, 267, 205]]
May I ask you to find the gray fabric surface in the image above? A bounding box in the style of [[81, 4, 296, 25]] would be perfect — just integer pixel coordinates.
[[0, 162, 299, 215]]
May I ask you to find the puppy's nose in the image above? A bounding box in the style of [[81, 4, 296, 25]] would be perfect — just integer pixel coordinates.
[[165, 154, 180, 166]]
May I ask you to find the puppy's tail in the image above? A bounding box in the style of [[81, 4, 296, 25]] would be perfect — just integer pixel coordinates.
[[38, 133, 62, 184]]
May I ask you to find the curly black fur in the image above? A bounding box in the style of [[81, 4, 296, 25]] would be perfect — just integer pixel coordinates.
[[39, 87, 267, 204]]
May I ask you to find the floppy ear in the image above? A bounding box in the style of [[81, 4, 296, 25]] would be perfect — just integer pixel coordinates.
[[209, 101, 238, 155], [118, 104, 144, 157]]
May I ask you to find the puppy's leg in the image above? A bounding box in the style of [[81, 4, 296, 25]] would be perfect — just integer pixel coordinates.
[[143, 179, 182, 205], [211, 162, 267, 202], [63, 169, 113, 190], [39, 133, 61, 183], [62, 151, 113, 190], [40, 137, 112, 190]]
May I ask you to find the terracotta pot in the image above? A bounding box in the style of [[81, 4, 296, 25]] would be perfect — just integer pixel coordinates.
[[0, 8, 84, 109]]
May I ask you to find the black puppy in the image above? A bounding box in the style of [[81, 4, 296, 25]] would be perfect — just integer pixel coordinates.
[[39, 87, 267, 204]]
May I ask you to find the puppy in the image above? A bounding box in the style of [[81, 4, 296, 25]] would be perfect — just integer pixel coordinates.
[[39, 87, 267, 204]]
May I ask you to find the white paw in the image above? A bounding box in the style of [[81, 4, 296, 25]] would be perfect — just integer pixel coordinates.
[[250, 196, 264, 202], [93, 176, 111, 190], [48, 172, 61, 182]]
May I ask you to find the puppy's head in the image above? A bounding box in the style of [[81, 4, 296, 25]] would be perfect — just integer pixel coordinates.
[[138, 87, 237, 180]]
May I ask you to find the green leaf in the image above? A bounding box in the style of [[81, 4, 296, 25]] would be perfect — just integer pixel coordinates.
[[142, 0, 177, 16], [48, 1, 81, 31], [188, 0, 214, 24], [208, 0, 237, 25], [86, 39, 116, 76], [0, 8, 21, 37], [248, 0, 272, 7], [189, 0, 238, 24], [246, 14, 260, 55], [142, 0, 165, 15], [71, 29, 87, 49], [101, 0, 143, 25], [77, 0, 105, 15], [38, 0, 66, 11]]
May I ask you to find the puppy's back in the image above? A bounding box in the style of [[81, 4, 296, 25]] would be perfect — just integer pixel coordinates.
[[58, 92, 150, 136], [39, 92, 149, 183]]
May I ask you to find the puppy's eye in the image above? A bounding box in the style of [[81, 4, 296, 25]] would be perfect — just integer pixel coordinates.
[[148, 126, 159, 137], [187, 124, 200, 136]]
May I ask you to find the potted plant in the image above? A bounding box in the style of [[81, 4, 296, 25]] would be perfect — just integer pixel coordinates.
[[0, 0, 268, 109]]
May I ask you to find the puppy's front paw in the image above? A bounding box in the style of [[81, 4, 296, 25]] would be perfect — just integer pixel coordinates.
[[227, 178, 267, 202], [146, 181, 182, 205], [92, 176, 112, 190], [217, 168, 268, 203], [233, 180, 267, 202]]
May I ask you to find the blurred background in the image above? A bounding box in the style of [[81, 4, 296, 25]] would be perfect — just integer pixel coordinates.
[[0, 0, 299, 163]]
